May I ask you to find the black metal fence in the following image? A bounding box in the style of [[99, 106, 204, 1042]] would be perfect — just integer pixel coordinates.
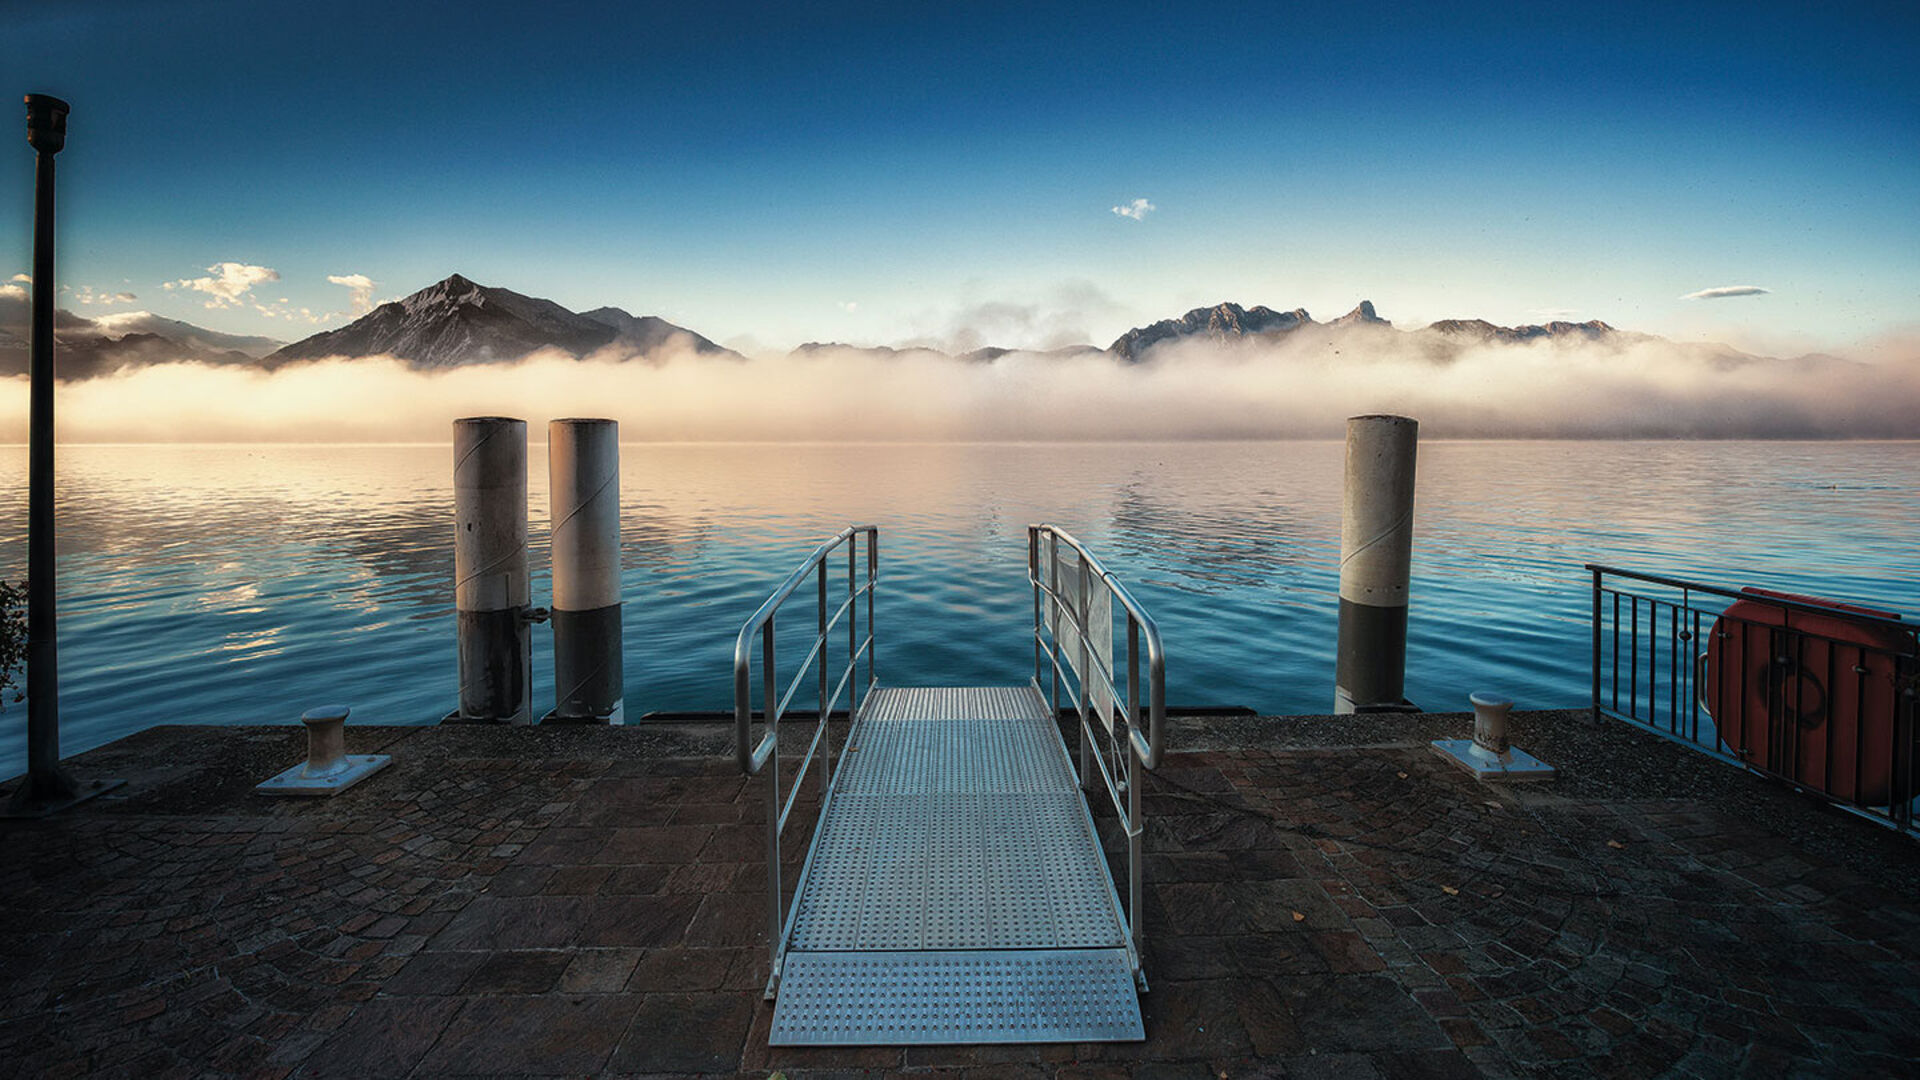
[[1589, 565, 1920, 835]]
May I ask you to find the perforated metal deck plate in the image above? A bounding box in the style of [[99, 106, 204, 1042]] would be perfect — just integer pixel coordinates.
[[771, 948, 1144, 1045], [771, 686, 1142, 1045]]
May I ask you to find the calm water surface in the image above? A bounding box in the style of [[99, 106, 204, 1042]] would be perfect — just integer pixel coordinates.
[[2, 441, 1916, 778]]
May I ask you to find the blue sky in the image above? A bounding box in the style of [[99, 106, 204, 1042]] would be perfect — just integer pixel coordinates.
[[2, 0, 1915, 353]]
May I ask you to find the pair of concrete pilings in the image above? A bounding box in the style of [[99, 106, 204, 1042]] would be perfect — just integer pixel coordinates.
[[453, 417, 623, 724]]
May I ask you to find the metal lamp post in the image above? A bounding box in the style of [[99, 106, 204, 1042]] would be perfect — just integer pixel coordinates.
[[6, 95, 121, 817]]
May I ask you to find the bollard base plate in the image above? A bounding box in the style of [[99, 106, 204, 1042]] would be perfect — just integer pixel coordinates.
[[539, 702, 626, 726], [256, 755, 391, 797], [1, 777, 127, 819], [1430, 739, 1556, 781]]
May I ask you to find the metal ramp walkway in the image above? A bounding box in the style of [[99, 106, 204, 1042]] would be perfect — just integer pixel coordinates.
[[772, 686, 1139, 1044], [734, 527, 1166, 1047]]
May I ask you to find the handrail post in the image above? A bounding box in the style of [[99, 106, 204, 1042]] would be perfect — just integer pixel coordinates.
[[1590, 567, 1603, 725], [818, 560, 831, 796], [1128, 731, 1143, 960], [762, 619, 781, 979], [867, 532, 878, 688], [1030, 527, 1041, 688], [1075, 541, 1091, 786], [1048, 533, 1061, 730], [852, 534, 860, 711], [1127, 619, 1140, 756]]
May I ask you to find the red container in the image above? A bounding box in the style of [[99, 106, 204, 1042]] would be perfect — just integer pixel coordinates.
[[1705, 587, 1914, 805]]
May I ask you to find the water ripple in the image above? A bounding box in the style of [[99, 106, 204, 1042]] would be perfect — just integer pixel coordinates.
[[1, 440, 1916, 776]]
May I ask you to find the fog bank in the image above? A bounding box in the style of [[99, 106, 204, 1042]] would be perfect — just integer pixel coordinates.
[[2, 331, 1915, 442]]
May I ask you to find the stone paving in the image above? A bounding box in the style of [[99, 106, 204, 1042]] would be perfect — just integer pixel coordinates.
[[3, 710, 1918, 1078]]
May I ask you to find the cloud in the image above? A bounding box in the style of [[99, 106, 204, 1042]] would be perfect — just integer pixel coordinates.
[[839, 300, 859, 313], [0, 283, 23, 301], [1682, 285, 1769, 300], [8, 273, 28, 284], [166, 262, 280, 308], [899, 280, 1125, 354], [327, 273, 376, 314], [1111, 197, 1155, 221], [250, 301, 328, 324], [74, 286, 137, 306]]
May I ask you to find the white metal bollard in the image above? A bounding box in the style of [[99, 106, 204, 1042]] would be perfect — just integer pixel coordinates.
[[1431, 691, 1555, 781], [1472, 691, 1511, 755], [257, 705, 392, 796]]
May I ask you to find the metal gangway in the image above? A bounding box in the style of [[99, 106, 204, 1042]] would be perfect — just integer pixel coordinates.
[[734, 525, 1166, 1045]]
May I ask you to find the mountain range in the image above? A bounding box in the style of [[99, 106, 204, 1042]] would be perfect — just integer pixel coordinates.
[[3, 273, 1767, 379], [0, 293, 281, 379], [263, 274, 735, 368]]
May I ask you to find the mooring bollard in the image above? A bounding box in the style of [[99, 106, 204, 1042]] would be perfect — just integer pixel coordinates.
[[1335, 414, 1419, 713], [1471, 691, 1511, 755], [256, 705, 392, 796], [547, 418, 624, 723], [1431, 691, 1555, 781], [453, 417, 533, 724]]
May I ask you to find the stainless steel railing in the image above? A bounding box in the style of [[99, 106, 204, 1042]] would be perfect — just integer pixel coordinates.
[[734, 525, 878, 991], [1028, 524, 1166, 961], [1590, 564, 1918, 834]]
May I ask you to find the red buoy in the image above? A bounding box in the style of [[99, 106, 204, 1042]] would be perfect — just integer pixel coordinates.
[[1704, 587, 1914, 805]]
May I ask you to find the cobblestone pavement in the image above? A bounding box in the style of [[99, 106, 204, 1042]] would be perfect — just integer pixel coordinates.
[[3, 712, 1917, 1078]]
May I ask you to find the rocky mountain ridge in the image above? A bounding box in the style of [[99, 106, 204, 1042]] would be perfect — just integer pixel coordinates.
[[0, 292, 279, 379], [1107, 300, 1622, 361], [266, 274, 736, 369]]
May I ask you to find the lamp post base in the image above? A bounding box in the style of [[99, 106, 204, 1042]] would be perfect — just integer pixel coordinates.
[[2, 775, 127, 819]]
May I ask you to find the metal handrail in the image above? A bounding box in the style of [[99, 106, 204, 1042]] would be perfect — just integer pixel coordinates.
[[1028, 523, 1166, 962], [1587, 564, 1915, 632], [1590, 564, 1918, 836], [1031, 525, 1167, 767], [733, 525, 878, 992]]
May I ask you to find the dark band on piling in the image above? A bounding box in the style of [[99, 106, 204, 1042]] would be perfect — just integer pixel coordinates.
[[551, 605, 624, 721], [1335, 597, 1408, 710], [455, 609, 529, 722]]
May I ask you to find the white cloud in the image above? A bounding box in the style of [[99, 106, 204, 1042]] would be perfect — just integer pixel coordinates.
[[1111, 197, 1155, 221], [249, 299, 328, 324], [839, 300, 859, 313], [73, 285, 137, 306], [1681, 285, 1769, 300], [168, 262, 280, 308], [8, 273, 28, 284], [327, 273, 376, 314], [900, 279, 1125, 354], [0, 283, 24, 301]]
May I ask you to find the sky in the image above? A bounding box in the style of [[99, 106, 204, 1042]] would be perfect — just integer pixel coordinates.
[[1, 0, 1916, 355]]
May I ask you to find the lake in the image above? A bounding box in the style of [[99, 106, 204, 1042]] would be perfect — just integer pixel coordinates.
[[2, 440, 1916, 779]]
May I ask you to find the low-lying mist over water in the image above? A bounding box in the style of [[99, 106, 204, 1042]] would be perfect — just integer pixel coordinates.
[[5, 329, 1916, 442]]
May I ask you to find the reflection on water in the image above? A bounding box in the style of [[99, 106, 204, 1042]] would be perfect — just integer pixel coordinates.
[[2, 440, 1916, 778]]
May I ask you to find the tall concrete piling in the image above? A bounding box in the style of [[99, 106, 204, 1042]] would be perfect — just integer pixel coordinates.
[[547, 418, 624, 723], [453, 417, 532, 724], [1335, 414, 1418, 714]]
